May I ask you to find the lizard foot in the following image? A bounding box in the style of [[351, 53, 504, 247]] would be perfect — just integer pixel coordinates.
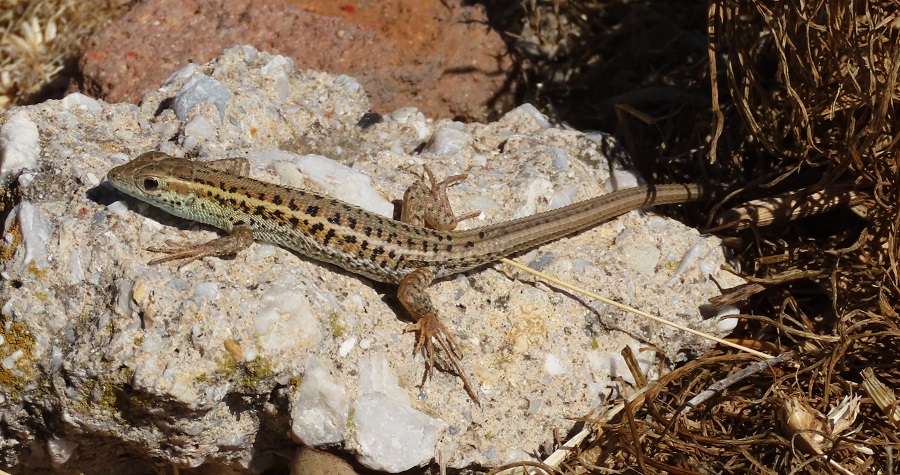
[[405, 314, 480, 404]]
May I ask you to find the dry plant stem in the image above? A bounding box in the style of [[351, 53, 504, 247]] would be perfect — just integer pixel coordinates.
[[736, 313, 838, 343], [498, 354, 796, 473], [709, 282, 767, 307], [861, 367, 900, 427], [492, 427, 593, 475], [499, 258, 771, 359], [622, 345, 648, 387], [682, 351, 794, 414], [623, 398, 649, 474], [643, 353, 767, 408], [826, 459, 856, 475], [485, 460, 557, 475], [532, 379, 701, 474], [740, 268, 822, 285], [707, 0, 725, 164]]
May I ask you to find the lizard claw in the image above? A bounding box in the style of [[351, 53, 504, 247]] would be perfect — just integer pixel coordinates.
[[405, 315, 479, 404], [405, 315, 461, 368]]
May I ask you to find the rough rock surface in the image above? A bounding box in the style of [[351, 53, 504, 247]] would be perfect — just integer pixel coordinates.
[[78, 0, 512, 122], [1, 46, 743, 473]]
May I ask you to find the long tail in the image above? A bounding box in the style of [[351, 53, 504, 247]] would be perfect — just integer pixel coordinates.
[[461, 183, 708, 257]]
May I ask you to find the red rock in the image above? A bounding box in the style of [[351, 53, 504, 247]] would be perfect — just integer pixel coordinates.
[[77, 0, 513, 121]]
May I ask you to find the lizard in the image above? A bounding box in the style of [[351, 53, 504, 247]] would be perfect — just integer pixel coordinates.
[[106, 151, 710, 402]]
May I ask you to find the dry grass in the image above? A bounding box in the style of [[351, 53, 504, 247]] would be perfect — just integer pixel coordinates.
[[0, 0, 131, 109], [495, 0, 900, 473]]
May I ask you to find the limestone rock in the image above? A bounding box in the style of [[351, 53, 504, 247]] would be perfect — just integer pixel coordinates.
[[0, 46, 743, 473]]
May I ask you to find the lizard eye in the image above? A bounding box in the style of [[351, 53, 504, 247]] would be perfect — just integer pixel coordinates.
[[143, 178, 160, 190]]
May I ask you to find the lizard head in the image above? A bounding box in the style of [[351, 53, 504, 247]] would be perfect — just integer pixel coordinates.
[[106, 151, 196, 213]]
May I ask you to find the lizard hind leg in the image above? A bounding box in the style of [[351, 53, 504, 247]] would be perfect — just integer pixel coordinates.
[[397, 166, 481, 402], [398, 267, 480, 403]]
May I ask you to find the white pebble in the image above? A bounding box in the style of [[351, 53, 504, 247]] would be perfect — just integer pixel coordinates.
[[1, 349, 24, 369], [0, 111, 39, 182], [271, 159, 306, 188], [548, 147, 570, 171], [16, 172, 35, 187], [106, 200, 130, 218], [358, 351, 409, 403], [249, 149, 300, 163], [503, 103, 550, 129], [192, 282, 219, 302], [290, 358, 350, 445], [548, 184, 578, 209], [261, 54, 294, 76], [67, 250, 85, 284], [182, 115, 218, 143], [47, 437, 78, 465], [390, 107, 418, 124], [354, 352, 443, 472], [9, 202, 52, 269], [605, 169, 643, 192], [84, 172, 100, 187], [668, 238, 706, 284], [543, 353, 568, 375], [716, 306, 740, 333], [334, 74, 362, 95], [262, 56, 293, 102], [338, 337, 356, 357], [234, 45, 259, 62], [61, 93, 102, 115], [173, 73, 232, 121], [293, 154, 393, 218], [423, 127, 469, 156], [162, 63, 198, 87], [253, 285, 321, 352], [513, 177, 554, 219], [141, 333, 164, 353]]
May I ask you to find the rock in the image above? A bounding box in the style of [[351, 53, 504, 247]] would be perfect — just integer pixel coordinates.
[[77, 0, 512, 122], [353, 352, 444, 472], [290, 446, 359, 475], [0, 46, 744, 473], [290, 358, 350, 446], [0, 111, 39, 182]]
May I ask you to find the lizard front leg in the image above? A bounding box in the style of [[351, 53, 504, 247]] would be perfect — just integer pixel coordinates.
[[147, 225, 255, 267], [402, 165, 480, 230]]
